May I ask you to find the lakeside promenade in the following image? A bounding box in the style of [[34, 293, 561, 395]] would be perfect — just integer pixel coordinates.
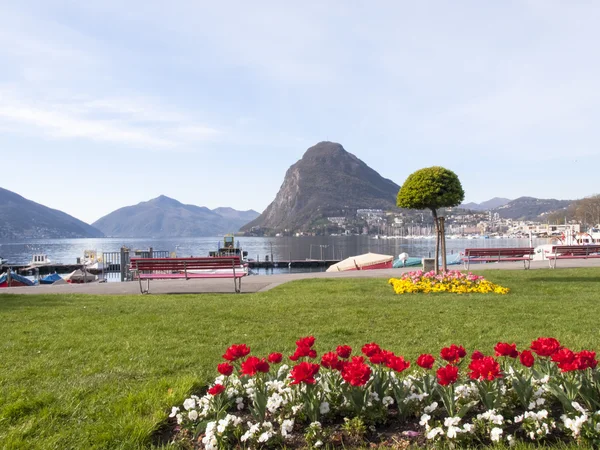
[[2, 259, 600, 295]]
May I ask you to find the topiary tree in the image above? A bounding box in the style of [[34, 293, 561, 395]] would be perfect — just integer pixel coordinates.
[[396, 166, 465, 273]]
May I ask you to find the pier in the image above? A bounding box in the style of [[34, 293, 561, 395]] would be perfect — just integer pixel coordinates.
[[248, 259, 339, 269]]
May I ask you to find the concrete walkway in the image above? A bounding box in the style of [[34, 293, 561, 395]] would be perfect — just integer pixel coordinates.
[[2, 259, 599, 295]]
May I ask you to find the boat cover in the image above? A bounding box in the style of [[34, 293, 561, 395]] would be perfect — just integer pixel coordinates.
[[0, 271, 36, 287], [326, 253, 393, 272], [40, 273, 65, 285]]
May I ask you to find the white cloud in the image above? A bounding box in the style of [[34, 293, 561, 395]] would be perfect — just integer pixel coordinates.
[[0, 89, 221, 149]]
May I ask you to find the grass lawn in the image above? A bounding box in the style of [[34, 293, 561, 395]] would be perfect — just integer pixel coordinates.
[[1, 268, 599, 449]]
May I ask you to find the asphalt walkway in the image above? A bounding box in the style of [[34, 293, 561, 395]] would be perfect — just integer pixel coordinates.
[[2, 258, 599, 295]]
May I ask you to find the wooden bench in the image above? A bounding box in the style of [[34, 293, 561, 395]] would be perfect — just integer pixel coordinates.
[[462, 248, 535, 270], [129, 257, 246, 294], [546, 245, 600, 269]]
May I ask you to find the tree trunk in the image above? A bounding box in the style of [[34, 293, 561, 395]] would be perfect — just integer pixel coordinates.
[[440, 216, 447, 271], [432, 209, 440, 274]]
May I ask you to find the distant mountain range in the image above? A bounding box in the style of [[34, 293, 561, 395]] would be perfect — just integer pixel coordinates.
[[92, 196, 259, 238], [0, 187, 104, 239], [491, 197, 572, 220], [242, 141, 400, 232], [461, 197, 512, 211], [461, 196, 572, 220]]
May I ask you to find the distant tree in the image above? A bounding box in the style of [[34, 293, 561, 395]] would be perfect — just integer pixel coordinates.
[[396, 166, 465, 273]]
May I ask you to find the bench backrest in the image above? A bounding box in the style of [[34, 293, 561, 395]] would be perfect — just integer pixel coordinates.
[[131, 257, 242, 271], [464, 247, 535, 257], [550, 245, 600, 255]]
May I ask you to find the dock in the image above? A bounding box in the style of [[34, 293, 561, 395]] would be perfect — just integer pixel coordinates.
[[248, 259, 339, 269]]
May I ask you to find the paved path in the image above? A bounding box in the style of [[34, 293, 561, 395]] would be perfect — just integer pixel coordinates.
[[2, 259, 599, 295]]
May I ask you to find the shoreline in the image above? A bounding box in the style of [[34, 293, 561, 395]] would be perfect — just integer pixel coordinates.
[[2, 258, 600, 295]]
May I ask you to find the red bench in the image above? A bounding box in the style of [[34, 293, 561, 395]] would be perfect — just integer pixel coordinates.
[[462, 248, 535, 270], [129, 257, 246, 294], [546, 245, 600, 269]]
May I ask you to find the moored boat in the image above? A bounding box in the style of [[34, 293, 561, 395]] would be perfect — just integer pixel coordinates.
[[326, 252, 393, 272], [0, 271, 36, 287], [39, 272, 66, 285]]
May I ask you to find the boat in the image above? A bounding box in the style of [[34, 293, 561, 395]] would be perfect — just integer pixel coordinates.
[[0, 256, 7, 265], [532, 228, 600, 261], [209, 234, 248, 261], [185, 235, 249, 275], [0, 271, 36, 287], [64, 269, 97, 284], [82, 250, 105, 271], [39, 272, 66, 285], [326, 252, 393, 272], [392, 253, 462, 268]]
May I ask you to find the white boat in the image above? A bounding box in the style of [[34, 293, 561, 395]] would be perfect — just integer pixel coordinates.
[[532, 228, 600, 261], [82, 250, 105, 271], [30, 254, 51, 265]]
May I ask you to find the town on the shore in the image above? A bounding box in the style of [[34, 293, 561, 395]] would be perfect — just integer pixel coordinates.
[[267, 208, 596, 239]]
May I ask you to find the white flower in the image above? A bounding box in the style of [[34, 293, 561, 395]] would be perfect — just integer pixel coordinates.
[[507, 435, 515, 447], [572, 402, 588, 414], [463, 423, 474, 434], [182, 398, 196, 411], [258, 431, 272, 443], [424, 402, 438, 414], [514, 414, 523, 423], [267, 393, 284, 413], [426, 427, 444, 440], [319, 402, 330, 414], [490, 427, 503, 442], [188, 410, 199, 421], [446, 425, 461, 439], [444, 417, 461, 427], [169, 406, 179, 418], [278, 364, 290, 377], [310, 421, 322, 429], [370, 392, 380, 402], [382, 396, 394, 407], [281, 419, 294, 438], [314, 440, 323, 447], [175, 413, 183, 425], [419, 414, 431, 427], [241, 431, 252, 442]]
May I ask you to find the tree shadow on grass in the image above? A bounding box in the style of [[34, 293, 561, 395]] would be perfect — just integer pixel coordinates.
[[527, 277, 600, 283]]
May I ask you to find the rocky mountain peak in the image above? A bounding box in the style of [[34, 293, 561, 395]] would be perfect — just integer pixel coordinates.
[[241, 142, 399, 233]]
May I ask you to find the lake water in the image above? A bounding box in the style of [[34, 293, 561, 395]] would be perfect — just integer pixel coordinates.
[[0, 235, 550, 276]]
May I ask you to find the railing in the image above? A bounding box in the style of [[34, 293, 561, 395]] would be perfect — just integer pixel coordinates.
[[101, 248, 172, 281]]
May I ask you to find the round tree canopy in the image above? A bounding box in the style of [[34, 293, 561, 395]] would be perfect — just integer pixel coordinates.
[[396, 166, 465, 212]]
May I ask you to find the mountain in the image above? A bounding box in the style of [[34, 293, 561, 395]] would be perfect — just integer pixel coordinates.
[[241, 141, 400, 232], [0, 187, 104, 239], [493, 196, 572, 220], [92, 196, 259, 237], [461, 197, 512, 211], [212, 207, 260, 224]]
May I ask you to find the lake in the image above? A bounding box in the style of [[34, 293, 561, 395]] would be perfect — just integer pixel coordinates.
[[0, 235, 550, 276]]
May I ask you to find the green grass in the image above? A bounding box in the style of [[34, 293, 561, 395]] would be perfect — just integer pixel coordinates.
[[1, 268, 600, 449]]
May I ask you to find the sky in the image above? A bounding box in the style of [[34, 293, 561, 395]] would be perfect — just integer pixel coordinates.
[[2, 1, 600, 224]]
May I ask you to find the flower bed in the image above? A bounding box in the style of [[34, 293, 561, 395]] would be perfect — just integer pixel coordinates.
[[388, 270, 510, 294], [169, 337, 599, 449]]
